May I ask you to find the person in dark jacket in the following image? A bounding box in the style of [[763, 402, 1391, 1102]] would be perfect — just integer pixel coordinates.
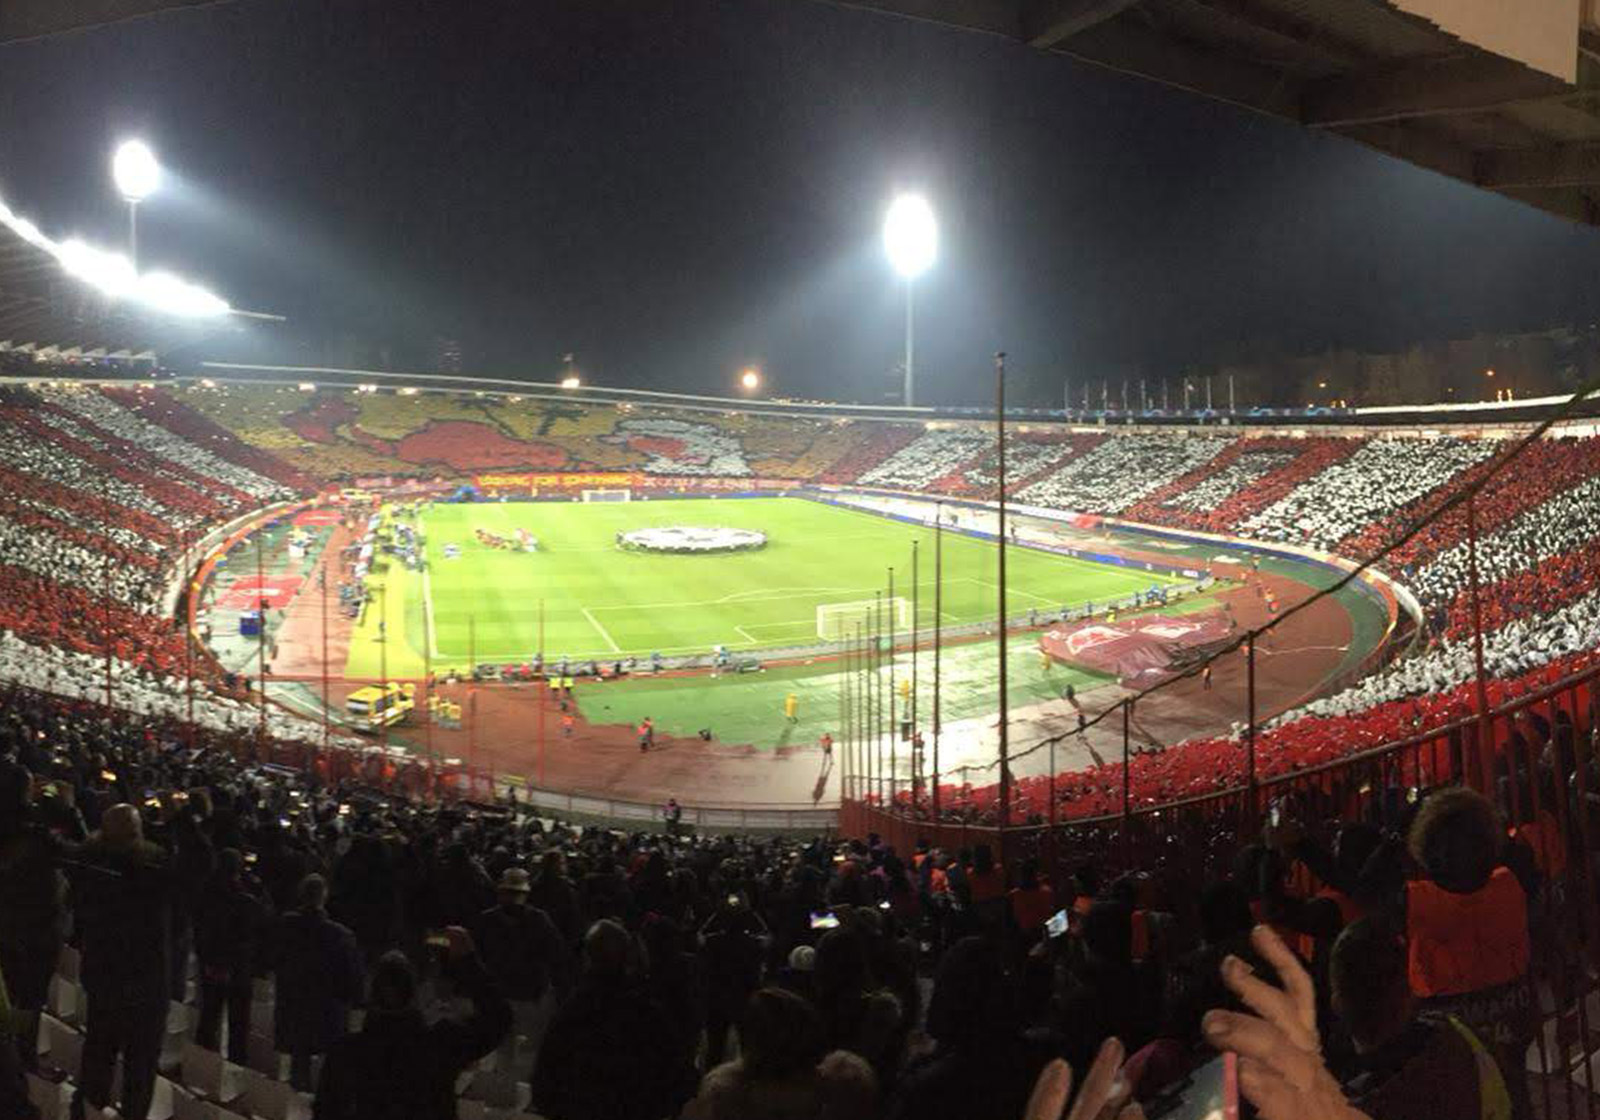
[[69, 803, 174, 1120], [312, 926, 509, 1120], [271, 874, 365, 1092], [531, 919, 696, 1120], [0, 759, 72, 1076], [888, 937, 1061, 1120], [194, 848, 270, 1063], [473, 866, 570, 1064]]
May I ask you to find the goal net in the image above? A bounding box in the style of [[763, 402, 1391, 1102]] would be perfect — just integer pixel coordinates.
[[581, 488, 632, 502], [817, 597, 911, 642]]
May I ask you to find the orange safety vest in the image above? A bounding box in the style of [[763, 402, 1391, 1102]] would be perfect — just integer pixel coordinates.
[[1406, 868, 1530, 999]]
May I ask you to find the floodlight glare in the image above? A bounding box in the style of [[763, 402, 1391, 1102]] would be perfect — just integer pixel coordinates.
[[740, 368, 761, 391], [112, 140, 161, 202], [883, 194, 936, 280], [560, 375, 582, 390]]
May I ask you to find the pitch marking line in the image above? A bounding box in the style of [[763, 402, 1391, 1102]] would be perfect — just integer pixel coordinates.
[[579, 607, 622, 653]]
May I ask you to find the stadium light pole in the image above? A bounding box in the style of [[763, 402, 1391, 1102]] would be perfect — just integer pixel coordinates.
[[883, 194, 936, 408], [112, 139, 161, 270]]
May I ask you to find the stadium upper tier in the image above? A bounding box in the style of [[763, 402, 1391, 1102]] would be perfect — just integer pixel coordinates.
[[0, 376, 1595, 817]]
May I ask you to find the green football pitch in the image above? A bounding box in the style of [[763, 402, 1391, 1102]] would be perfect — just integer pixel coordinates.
[[343, 497, 1185, 680]]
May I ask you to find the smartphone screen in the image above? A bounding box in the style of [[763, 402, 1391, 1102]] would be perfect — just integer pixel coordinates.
[[809, 910, 841, 931], [1045, 908, 1070, 938], [1156, 1053, 1238, 1120]]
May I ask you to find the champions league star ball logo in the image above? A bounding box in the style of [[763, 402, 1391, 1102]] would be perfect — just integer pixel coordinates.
[[1050, 625, 1125, 657]]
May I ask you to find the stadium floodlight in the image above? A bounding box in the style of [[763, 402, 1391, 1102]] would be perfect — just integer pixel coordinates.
[[112, 140, 161, 269], [0, 189, 231, 319], [739, 368, 762, 393], [560, 375, 582, 390], [883, 194, 936, 281], [883, 193, 936, 408], [112, 140, 161, 202]]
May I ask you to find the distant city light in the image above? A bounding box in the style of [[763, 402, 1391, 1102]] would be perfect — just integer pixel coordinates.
[[560, 375, 582, 390], [740, 368, 761, 391], [883, 194, 936, 280], [112, 140, 161, 202]]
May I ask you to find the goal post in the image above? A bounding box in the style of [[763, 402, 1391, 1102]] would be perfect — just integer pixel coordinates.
[[581, 488, 631, 502], [817, 597, 911, 642]]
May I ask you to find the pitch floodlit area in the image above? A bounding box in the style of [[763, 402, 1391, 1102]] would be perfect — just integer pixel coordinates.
[[345, 497, 1183, 679]]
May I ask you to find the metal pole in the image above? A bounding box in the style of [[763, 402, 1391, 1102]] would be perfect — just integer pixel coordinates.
[[103, 560, 114, 715], [872, 592, 881, 804], [904, 279, 915, 408], [933, 502, 943, 819], [1246, 633, 1258, 824], [538, 598, 546, 788], [1229, 373, 1236, 413], [377, 581, 388, 752], [469, 614, 479, 781], [996, 352, 1011, 829], [320, 561, 330, 758], [876, 590, 886, 806], [888, 566, 896, 808], [183, 527, 195, 750], [422, 578, 433, 776], [1122, 702, 1132, 867], [1162, 379, 1169, 412], [853, 623, 863, 803], [127, 199, 139, 272], [257, 528, 269, 745], [1063, 378, 1071, 415], [911, 538, 919, 812], [1206, 376, 1213, 412], [1465, 495, 1493, 784]]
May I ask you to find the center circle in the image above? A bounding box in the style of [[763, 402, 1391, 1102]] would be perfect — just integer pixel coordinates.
[[618, 525, 768, 554]]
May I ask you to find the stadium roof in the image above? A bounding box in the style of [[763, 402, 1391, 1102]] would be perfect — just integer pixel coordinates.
[[0, 0, 227, 45], [828, 0, 1600, 228]]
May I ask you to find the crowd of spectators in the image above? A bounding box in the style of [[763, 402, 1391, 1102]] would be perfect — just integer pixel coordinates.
[[0, 673, 1551, 1120], [1015, 435, 1233, 515], [857, 430, 995, 492], [1240, 437, 1498, 552]]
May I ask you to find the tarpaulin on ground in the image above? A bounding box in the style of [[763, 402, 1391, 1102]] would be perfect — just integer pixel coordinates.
[[216, 575, 303, 611], [1039, 611, 1234, 686]]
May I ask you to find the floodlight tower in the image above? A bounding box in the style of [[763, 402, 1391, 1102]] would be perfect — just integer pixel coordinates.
[[112, 140, 161, 270], [883, 194, 937, 408], [739, 367, 761, 393]]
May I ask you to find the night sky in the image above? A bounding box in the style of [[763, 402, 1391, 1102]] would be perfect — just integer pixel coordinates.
[[3, 0, 1600, 405]]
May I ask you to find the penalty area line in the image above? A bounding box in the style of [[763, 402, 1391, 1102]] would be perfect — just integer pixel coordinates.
[[580, 606, 623, 653]]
